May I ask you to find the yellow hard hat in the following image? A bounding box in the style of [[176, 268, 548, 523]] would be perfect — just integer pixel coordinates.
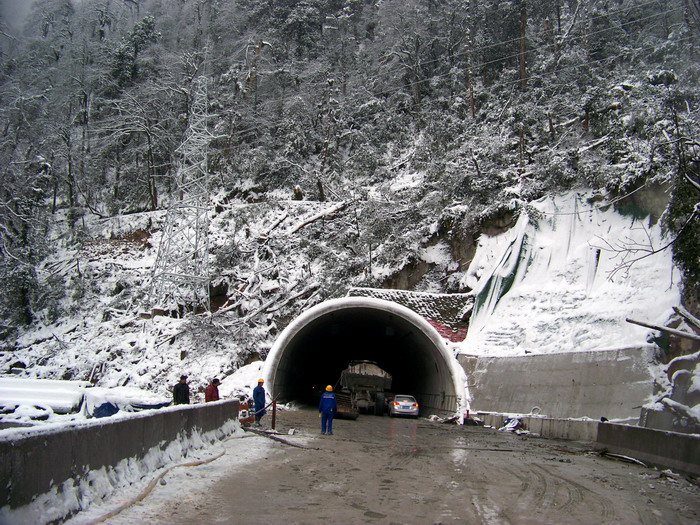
[[258, 378, 264, 384], [325, 385, 333, 391]]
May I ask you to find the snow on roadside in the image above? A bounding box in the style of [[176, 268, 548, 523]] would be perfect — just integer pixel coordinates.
[[218, 361, 264, 400], [0, 418, 252, 525], [0, 357, 271, 525], [69, 431, 275, 525]]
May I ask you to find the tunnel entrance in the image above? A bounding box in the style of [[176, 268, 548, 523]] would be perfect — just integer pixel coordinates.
[[264, 297, 464, 415]]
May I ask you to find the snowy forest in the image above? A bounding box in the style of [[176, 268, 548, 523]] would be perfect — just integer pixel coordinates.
[[1, 0, 699, 398]]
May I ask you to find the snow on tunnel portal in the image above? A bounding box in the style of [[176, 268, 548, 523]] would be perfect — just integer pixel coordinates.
[[263, 297, 463, 415]]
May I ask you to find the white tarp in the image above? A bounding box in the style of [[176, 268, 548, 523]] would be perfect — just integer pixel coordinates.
[[0, 377, 91, 414]]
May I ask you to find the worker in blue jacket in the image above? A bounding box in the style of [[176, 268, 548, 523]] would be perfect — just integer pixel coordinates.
[[253, 378, 267, 427], [319, 385, 337, 435]]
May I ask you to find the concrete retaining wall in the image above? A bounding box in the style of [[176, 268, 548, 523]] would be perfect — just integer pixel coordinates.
[[476, 412, 599, 442], [475, 413, 699, 477], [597, 422, 700, 477], [0, 400, 239, 511], [459, 347, 656, 421]]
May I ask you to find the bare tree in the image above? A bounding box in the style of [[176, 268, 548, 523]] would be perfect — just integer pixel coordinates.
[[97, 82, 180, 211]]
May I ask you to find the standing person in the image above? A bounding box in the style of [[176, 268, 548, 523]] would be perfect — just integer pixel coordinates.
[[173, 375, 190, 405], [253, 378, 267, 427], [319, 385, 337, 435], [205, 378, 220, 402]]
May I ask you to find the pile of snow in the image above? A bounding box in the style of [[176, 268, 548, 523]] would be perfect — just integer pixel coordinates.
[[0, 378, 172, 431], [459, 191, 681, 357], [218, 360, 264, 400], [80, 385, 171, 418], [647, 349, 700, 430]]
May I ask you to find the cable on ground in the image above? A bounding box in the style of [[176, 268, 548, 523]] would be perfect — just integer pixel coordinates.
[[85, 448, 226, 524]]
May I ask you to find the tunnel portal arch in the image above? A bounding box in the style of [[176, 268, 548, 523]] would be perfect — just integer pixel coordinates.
[[263, 297, 465, 415]]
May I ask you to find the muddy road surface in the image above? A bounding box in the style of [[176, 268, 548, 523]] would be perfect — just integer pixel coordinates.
[[102, 407, 699, 524]]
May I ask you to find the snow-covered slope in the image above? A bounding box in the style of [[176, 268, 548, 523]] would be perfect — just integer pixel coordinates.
[[459, 191, 681, 356]]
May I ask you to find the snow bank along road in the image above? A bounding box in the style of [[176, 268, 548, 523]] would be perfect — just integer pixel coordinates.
[[86, 408, 699, 525]]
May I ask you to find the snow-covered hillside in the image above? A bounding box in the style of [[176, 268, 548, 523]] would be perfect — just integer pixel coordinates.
[[2, 187, 696, 418], [460, 191, 680, 356]]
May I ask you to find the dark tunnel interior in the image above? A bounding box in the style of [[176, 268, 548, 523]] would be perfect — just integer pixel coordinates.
[[270, 306, 457, 414]]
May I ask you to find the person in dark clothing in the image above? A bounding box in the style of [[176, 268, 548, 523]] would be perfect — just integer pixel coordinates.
[[173, 375, 190, 405], [318, 385, 337, 435], [205, 378, 220, 402], [253, 378, 266, 426]]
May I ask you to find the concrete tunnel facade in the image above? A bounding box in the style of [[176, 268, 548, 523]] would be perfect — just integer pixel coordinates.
[[263, 297, 466, 415]]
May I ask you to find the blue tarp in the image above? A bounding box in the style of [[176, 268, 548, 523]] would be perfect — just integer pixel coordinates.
[[93, 402, 120, 418]]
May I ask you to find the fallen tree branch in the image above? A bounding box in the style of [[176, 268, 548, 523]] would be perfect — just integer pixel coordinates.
[[227, 282, 319, 327], [287, 201, 348, 234], [599, 450, 647, 468], [660, 397, 699, 422], [596, 205, 699, 280], [265, 283, 320, 314], [578, 133, 611, 153], [674, 306, 700, 333], [259, 211, 288, 238], [626, 318, 700, 342]]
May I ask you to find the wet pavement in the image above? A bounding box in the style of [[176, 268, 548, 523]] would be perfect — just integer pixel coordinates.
[[102, 407, 700, 524]]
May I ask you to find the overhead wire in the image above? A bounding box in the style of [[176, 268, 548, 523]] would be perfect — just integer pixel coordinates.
[[450, 0, 675, 60], [373, 4, 684, 100], [215, 0, 673, 74], [217, 0, 682, 103], [218, 30, 695, 146], [196, 0, 694, 154], [401, 0, 682, 77], [477, 32, 696, 109]]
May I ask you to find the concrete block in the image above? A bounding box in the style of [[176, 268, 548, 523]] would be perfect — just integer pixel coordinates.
[[476, 414, 700, 476]]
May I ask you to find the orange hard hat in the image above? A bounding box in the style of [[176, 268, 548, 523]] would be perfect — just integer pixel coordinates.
[[325, 385, 333, 391], [258, 378, 264, 384]]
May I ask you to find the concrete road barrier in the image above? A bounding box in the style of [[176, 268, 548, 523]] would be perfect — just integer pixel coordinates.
[[597, 422, 700, 477], [0, 399, 239, 513], [476, 412, 700, 477], [476, 412, 600, 442]]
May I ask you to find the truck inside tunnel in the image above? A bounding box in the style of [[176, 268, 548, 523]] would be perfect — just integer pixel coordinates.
[[264, 298, 462, 415]]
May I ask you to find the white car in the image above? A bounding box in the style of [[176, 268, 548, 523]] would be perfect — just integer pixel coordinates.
[[388, 395, 419, 418]]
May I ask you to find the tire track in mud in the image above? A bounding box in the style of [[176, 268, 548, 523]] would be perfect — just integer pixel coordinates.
[[498, 462, 614, 524], [501, 466, 532, 501], [532, 463, 583, 513], [532, 463, 618, 524]]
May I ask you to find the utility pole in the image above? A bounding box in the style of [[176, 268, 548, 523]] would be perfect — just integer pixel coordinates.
[[149, 75, 212, 314]]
